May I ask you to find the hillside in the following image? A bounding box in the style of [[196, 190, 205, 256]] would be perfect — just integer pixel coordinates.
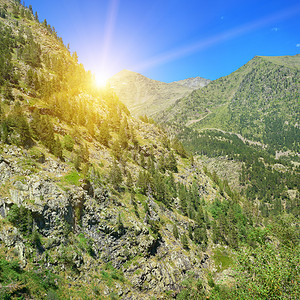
[[173, 76, 211, 89], [160, 55, 300, 152], [0, 1, 299, 300], [164, 55, 300, 232], [108, 70, 210, 118]]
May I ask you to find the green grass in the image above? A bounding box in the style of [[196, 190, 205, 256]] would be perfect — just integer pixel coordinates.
[[100, 262, 125, 288], [191, 104, 231, 132], [213, 247, 234, 272], [0, 256, 59, 299], [63, 170, 83, 186]]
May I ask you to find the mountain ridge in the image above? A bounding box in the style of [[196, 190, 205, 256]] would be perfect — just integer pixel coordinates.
[[108, 69, 210, 118], [173, 76, 211, 89], [158, 54, 300, 152], [0, 1, 299, 299]]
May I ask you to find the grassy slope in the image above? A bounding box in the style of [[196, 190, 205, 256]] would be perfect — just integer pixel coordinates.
[[161, 55, 300, 152]]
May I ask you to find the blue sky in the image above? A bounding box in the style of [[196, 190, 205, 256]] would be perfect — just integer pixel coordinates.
[[26, 0, 300, 82]]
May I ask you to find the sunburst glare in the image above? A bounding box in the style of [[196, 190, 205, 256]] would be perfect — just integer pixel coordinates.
[[94, 72, 110, 88]]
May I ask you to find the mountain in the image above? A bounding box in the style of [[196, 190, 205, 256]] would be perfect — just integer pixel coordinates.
[[161, 54, 300, 232], [160, 55, 300, 153], [108, 70, 210, 118], [0, 1, 299, 300], [0, 1, 242, 298], [173, 76, 211, 89]]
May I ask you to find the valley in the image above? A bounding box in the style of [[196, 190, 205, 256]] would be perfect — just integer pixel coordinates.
[[0, 1, 299, 300]]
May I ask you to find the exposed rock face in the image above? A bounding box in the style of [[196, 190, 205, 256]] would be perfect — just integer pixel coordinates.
[[0, 144, 216, 299], [173, 77, 211, 89]]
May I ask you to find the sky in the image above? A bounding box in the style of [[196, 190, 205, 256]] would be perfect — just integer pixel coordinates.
[[25, 0, 300, 83]]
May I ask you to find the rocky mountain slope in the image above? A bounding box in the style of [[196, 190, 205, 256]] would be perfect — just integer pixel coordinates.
[[108, 70, 210, 118], [173, 77, 211, 89], [0, 1, 241, 299], [0, 1, 299, 300]]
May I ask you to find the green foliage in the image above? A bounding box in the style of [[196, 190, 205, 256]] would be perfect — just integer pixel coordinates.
[[77, 233, 95, 256], [176, 274, 206, 299], [212, 248, 234, 272], [109, 160, 123, 190], [171, 136, 188, 158], [63, 134, 74, 151], [1, 103, 33, 147], [7, 204, 33, 235], [211, 214, 300, 299], [63, 170, 82, 186], [97, 120, 111, 146], [180, 233, 189, 250], [172, 223, 179, 239], [101, 262, 125, 286], [30, 110, 62, 158], [21, 35, 42, 67], [28, 147, 45, 163], [228, 244, 299, 299], [0, 256, 59, 299], [0, 24, 15, 86], [166, 151, 178, 173]]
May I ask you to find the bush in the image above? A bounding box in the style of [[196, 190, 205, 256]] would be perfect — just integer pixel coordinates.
[[7, 204, 33, 235], [63, 134, 74, 151]]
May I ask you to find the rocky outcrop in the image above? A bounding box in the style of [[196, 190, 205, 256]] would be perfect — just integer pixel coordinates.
[[0, 143, 213, 299]]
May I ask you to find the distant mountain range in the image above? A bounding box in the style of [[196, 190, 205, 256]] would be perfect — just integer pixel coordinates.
[[0, 0, 299, 298], [173, 76, 211, 89], [108, 70, 210, 117], [161, 54, 300, 152], [109, 55, 300, 153]]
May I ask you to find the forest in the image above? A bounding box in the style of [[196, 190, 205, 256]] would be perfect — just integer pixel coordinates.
[[0, 1, 299, 299]]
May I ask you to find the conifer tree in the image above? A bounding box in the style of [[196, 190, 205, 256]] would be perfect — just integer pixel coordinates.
[[173, 223, 179, 239], [158, 154, 166, 173], [119, 122, 128, 149], [97, 120, 110, 147], [181, 233, 189, 250], [109, 160, 123, 190], [140, 153, 145, 168], [167, 151, 178, 173], [126, 171, 134, 192]]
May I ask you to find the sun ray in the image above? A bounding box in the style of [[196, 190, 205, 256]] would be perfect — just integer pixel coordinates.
[[130, 3, 300, 73], [100, 0, 120, 73]]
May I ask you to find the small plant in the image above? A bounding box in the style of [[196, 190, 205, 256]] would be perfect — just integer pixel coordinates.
[[63, 170, 82, 186], [181, 233, 189, 250], [63, 134, 74, 151]]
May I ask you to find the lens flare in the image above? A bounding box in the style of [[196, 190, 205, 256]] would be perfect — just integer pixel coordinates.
[[94, 73, 109, 88]]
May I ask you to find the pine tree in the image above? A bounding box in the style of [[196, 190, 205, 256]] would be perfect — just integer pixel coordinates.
[[167, 151, 178, 173], [158, 154, 166, 173], [28, 5, 33, 15], [140, 153, 145, 168], [126, 171, 134, 192], [181, 233, 189, 250], [53, 137, 63, 159], [63, 134, 74, 152], [97, 120, 110, 147], [188, 223, 193, 240], [112, 140, 122, 161], [173, 224, 179, 239], [109, 160, 122, 190], [119, 121, 128, 149]]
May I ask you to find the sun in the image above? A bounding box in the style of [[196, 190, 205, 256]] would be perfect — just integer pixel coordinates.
[[94, 73, 109, 88]]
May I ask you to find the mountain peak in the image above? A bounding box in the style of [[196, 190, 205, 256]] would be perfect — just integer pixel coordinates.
[[108, 71, 210, 117], [173, 76, 211, 89]]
